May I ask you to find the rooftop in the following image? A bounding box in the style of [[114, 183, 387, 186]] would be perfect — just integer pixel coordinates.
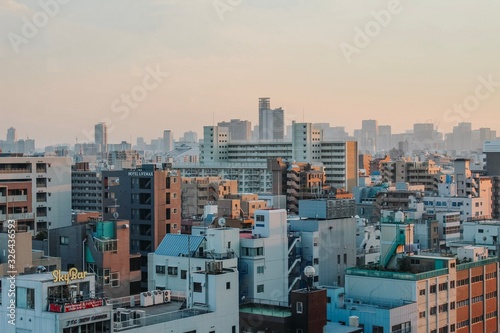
[[239, 298, 291, 318]]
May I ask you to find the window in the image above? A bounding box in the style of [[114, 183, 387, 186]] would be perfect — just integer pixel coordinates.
[[471, 275, 483, 283], [226, 282, 231, 290], [257, 284, 264, 293], [439, 282, 448, 292], [439, 303, 448, 313], [450, 281, 455, 288], [193, 282, 202, 293], [439, 327, 448, 333], [256, 215, 264, 221], [430, 306, 437, 315], [168, 266, 178, 275], [296, 301, 303, 314], [156, 265, 165, 274], [337, 255, 340, 264], [60, 236, 69, 245], [450, 302, 455, 310], [257, 266, 264, 274], [111, 272, 120, 287], [16, 288, 35, 309], [372, 326, 384, 333], [344, 253, 347, 264], [419, 311, 426, 318], [419, 289, 426, 296], [181, 270, 187, 280], [430, 285, 437, 293]]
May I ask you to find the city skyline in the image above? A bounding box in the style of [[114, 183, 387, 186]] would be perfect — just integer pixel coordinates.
[[2, 1, 500, 147]]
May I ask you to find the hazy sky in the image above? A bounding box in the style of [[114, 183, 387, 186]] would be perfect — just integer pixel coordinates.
[[1, 0, 500, 147]]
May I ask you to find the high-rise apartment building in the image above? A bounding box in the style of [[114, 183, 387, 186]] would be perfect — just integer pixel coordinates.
[[102, 164, 181, 289], [71, 162, 102, 212], [195, 122, 358, 193], [94, 122, 108, 161]]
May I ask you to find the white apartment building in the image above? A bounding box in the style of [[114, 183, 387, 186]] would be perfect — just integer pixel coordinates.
[[239, 209, 290, 304], [147, 227, 239, 293], [184, 122, 358, 193]]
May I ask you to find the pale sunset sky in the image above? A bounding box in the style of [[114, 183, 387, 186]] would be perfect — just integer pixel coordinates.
[[1, 0, 499, 147]]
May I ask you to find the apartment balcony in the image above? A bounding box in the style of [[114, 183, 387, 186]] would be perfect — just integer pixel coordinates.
[[0, 212, 35, 220], [0, 195, 28, 203]]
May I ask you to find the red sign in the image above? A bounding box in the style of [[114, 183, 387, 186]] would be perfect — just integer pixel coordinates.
[[49, 304, 63, 313], [63, 299, 104, 313]]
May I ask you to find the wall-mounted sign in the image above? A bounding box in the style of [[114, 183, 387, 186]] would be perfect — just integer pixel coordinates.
[[127, 171, 153, 177], [65, 313, 109, 327], [52, 268, 87, 284], [64, 299, 104, 313]]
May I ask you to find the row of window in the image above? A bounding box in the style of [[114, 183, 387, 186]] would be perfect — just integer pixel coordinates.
[[486, 271, 497, 279], [471, 275, 484, 283], [486, 311, 498, 319]]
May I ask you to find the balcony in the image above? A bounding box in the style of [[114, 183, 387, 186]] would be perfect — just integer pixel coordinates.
[[0, 195, 28, 203], [0, 212, 35, 220]]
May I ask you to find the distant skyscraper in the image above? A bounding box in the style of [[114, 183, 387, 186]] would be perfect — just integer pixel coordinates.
[[94, 122, 108, 160], [183, 131, 198, 143], [218, 119, 252, 141], [258, 97, 284, 141], [451, 122, 472, 151], [377, 125, 392, 152], [6, 127, 16, 143], [413, 123, 435, 151], [359, 119, 378, 153], [163, 130, 174, 152]]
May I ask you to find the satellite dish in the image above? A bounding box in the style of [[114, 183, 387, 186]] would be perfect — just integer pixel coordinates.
[[218, 217, 226, 227]]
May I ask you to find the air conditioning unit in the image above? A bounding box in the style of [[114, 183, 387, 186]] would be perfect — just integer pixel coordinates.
[[164, 290, 172, 303], [153, 290, 164, 305], [134, 310, 146, 327], [120, 310, 131, 327], [140, 291, 154, 307]]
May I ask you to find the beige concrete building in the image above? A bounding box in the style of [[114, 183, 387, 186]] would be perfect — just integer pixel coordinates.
[[181, 176, 237, 219]]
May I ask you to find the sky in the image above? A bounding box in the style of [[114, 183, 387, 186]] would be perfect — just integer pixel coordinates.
[[1, 0, 500, 147]]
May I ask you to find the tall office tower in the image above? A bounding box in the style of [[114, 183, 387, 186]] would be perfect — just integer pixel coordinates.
[[451, 122, 472, 151], [136, 137, 145, 150], [413, 123, 435, 151], [94, 122, 108, 161], [6, 127, 16, 143], [218, 119, 252, 141], [377, 125, 392, 152], [361, 119, 378, 154], [163, 130, 174, 153], [259, 97, 284, 141]]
